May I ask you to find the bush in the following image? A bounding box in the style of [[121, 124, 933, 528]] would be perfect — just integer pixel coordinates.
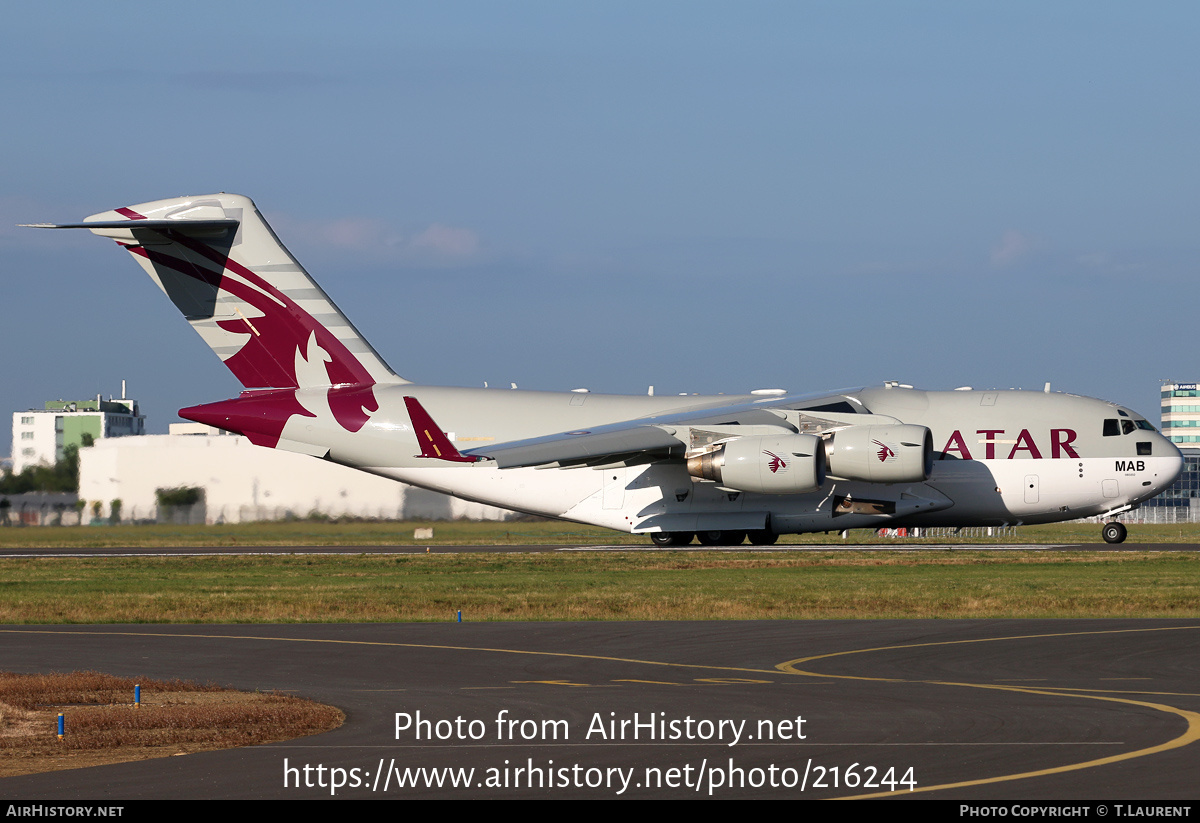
[[155, 487, 202, 507]]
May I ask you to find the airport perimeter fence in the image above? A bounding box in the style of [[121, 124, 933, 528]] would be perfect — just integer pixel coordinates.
[[1099, 504, 1200, 524], [874, 526, 1019, 539]]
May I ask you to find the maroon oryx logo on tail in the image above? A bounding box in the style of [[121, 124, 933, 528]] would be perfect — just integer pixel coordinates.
[[873, 440, 895, 462]]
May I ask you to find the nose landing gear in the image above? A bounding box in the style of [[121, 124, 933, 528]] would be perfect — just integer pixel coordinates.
[[1102, 521, 1127, 544]]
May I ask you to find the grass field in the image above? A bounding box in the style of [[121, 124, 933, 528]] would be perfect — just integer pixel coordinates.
[[2, 518, 1200, 548], [1, 521, 1197, 622]]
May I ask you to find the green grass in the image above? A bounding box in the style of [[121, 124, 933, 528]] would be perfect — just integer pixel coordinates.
[[2, 519, 1199, 548], [0, 519, 635, 548], [1, 521, 1197, 622], [1, 551, 1198, 622]]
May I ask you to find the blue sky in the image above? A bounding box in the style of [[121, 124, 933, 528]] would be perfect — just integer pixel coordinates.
[[2, 2, 1197, 450]]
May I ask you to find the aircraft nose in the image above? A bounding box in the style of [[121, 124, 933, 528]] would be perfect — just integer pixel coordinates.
[[1159, 435, 1184, 488]]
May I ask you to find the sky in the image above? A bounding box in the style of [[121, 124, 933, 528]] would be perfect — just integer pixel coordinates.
[[2, 2, 1197, 453]]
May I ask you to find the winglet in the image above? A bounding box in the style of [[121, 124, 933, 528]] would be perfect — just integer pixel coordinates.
[[404, 396, 482, 463]]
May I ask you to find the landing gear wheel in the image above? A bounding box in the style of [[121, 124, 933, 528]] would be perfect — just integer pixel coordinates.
[[747, 530, 778, 545], [697, 530, 746, 546], [1102, 521, 1127, 544], [650, 531, 693, 547]]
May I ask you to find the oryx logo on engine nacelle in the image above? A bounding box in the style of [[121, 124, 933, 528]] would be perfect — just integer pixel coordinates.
[[873, 440, 896, 463]]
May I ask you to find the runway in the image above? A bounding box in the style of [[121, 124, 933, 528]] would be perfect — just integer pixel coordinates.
[[1, 620, 1198, 799]]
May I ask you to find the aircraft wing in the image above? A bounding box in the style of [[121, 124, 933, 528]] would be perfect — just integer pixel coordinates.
[[462, 390, 867, 469], [469, 424, 684, 469]]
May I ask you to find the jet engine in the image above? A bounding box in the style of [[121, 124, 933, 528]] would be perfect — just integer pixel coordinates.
[[824, 424, 933, 483], [686, 433, 826, 494]]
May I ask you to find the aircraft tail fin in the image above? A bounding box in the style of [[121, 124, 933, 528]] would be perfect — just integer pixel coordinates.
[[36, 193, 406, 392]]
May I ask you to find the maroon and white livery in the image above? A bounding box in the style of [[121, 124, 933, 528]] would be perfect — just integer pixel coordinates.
[[31, 194, 1182, 546]]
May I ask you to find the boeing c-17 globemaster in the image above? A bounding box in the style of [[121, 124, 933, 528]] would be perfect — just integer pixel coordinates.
[[27, 194, 1183, 545]]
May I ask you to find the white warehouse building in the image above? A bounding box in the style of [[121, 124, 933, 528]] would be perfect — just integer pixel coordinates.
[[79, 425, 514, 524], [12, 392, 145, 474]]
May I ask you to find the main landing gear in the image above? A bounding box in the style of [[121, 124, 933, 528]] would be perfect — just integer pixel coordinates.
[[1102, 521, 1127, 544], [649, 530, 779, 546], [697, 530, 746, 546], [650, 531, 694, 547]]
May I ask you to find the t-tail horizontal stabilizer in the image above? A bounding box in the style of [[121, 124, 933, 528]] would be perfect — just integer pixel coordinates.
[[25, 194, 405, 394]]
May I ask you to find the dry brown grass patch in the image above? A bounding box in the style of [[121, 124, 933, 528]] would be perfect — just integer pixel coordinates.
[[0, 671, 343, 777]]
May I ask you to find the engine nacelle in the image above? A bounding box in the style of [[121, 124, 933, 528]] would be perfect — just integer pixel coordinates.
[[825, 424, 933, 483], [686, 433, 826, 494]]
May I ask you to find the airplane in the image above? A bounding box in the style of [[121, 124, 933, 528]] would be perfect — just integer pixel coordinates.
[[27, 193, 1183, 546]]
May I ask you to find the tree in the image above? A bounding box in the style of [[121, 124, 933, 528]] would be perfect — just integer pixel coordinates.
[[0, 445, 80, 494]]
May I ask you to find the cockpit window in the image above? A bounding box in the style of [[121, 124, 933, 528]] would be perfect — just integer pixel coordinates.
[[1106, 418, 1152, 436]]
